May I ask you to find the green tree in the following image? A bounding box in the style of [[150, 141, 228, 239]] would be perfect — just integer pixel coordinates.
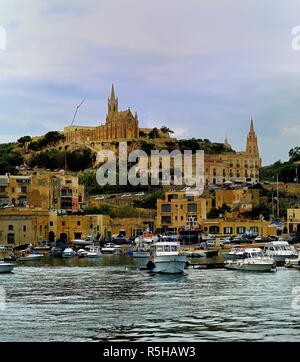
[[17, 136, 32, 145]]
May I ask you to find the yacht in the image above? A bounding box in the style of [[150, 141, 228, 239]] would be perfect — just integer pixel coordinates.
[[225, 248, 276, 272], [263, 241, 298, 265], [86, 246, 102, 258], [62, 248, 77, 258], [0, 261, 15, 273], [146, 241, 187, 274]]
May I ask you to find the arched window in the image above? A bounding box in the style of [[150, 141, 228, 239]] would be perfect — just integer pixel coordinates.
[[8, 225, 13, 231]]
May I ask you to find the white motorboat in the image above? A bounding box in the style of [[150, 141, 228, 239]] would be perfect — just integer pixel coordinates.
[[86, 246, 102, 258], [223, 247, 246, 261], [77, 249, 88, 258], [146, 241, 187, 274], [285, 251, 300, 269], [62, 248, 77, 258], [101, 243, 119, 254], [225, 248, 276, 272], [71, 237, 94, 247], [0, 261, 15, 273], [263, 241, 298, 265], [18, 252, 44, 261]]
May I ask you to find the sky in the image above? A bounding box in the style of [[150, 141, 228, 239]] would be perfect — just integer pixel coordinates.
[[1, 0, 300, 165]]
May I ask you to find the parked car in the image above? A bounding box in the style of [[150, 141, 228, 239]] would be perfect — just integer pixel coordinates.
[[220, 237, 231, 245], [121, 193, 131, 198], [206, 239, 216, 247], [3, 204, 15, 209], [135, 192, 145, 196], [95, 195, 106, 200]]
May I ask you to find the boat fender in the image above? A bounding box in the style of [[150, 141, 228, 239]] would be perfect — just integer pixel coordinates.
[[146, 260, 155, 270]]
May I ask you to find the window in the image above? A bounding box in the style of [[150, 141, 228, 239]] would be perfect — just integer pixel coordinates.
[[62, 221, 65, 226], [8, 225, 13, 231], [237, 226, 246, 234], [21, 186, 27, 193], [224, 227, 233, 234], [23, 225, 26, 232], [77, 221, 81, 226], [161, 216, 171, 224], [188, 204, 197, 212], [161, 204, 171, 213], [50, 221, 53, 226]]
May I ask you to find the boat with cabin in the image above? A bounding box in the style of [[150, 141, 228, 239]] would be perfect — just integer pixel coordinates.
[[146, 240, 187, 274], [225, 248, 276, 272], [263, 241, 297, 265], [86, 246, 102, 258]]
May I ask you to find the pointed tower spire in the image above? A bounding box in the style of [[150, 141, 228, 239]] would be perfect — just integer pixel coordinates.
[[107, 83, 118, 116], [111, 83, 116, 100], [250, 116, 254, 132], [246, 117, 259, 156]]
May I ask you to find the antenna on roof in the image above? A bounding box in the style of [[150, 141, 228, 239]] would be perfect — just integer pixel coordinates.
[[71, 97, 86, 126]]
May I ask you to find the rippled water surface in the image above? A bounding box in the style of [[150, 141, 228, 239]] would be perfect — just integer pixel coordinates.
[[0, 256, 300, 342]]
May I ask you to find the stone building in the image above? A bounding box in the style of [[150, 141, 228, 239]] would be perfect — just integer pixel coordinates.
[[214, 187, 260, 213], [0, 172, 85, 212], [0, 208, 49, 245], [156, 191, 207, 232], [204, 119, 261, 185], [64, 85, 140, 144], [287, 208, 300, 233]]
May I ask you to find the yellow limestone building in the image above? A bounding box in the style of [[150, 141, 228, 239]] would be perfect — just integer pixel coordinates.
[[204, 119, 261, 185], [64, 85, 139, 144]]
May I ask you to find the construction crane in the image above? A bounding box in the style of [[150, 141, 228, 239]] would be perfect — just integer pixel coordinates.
[[71, 97, 86, 126]]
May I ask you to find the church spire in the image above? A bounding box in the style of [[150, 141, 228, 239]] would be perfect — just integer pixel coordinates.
[[250, 116, 254, 132], [111, 83, 116, 101], [246, 117, 259, 156], [107, 83, 118, 115]]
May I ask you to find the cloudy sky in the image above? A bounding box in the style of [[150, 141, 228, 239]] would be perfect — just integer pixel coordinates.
[[1, 0, 300, 165]]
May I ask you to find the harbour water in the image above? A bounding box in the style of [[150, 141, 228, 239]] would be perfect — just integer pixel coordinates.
[[0, 256, 300, 342]]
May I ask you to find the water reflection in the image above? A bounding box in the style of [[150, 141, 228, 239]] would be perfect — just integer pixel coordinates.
[[0, 256, 300, 342]]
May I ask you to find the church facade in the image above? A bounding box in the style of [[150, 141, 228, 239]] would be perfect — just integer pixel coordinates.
[[204, 119, 261, 185], [64, 85, 139, 144]]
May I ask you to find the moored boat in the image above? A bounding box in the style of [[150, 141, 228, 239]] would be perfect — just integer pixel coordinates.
[[0, 261, 15, 273], [285, 251, 300, 269], [146, 241, 187, 274], [86, 246, 102, 258], [62, 248, 77, 258], [263, 241, 298, 265], [225, 248, 276, 272], [18, 252, 44, 261], [101, 243, 120, 254]]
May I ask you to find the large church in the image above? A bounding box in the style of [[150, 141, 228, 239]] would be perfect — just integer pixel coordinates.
[[64, 85, 140, 144]]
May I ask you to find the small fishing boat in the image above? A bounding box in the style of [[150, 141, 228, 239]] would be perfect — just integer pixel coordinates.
[[183, 249, 206, 258], [18, 252, 44, 261], [0, 261, 15, 273], [86, 246, 102, 258], [77, 249, 88, 258], [146, 241, 187, 274], [225, 248, 276, 272], [62, 248, 77, 258], [101, 243, 119, 254]]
